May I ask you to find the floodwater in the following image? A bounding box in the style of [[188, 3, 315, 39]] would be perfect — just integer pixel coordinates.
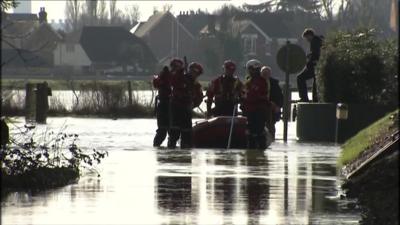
[[1, 118, 360, 225], [6, 90, 307, 114]]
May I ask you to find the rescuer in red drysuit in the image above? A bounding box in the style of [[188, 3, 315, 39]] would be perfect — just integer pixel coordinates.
[[206, 60, 243, 118], [152, 58, 184, 147], [241, 59, 269, 149], [168, 62, 203, 149]]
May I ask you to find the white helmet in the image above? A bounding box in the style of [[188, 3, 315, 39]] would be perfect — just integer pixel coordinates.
[[246, 59, 262, 70]]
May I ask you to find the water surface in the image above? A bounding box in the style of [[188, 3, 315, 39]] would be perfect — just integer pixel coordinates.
[[1, 118, 360, 225]]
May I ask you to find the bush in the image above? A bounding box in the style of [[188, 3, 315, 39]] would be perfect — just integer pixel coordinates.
[[1, 121, 108, 190], [316, 29, 398, 106]]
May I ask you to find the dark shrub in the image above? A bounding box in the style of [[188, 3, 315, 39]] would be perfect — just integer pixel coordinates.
[[316, 29, 398, 106]]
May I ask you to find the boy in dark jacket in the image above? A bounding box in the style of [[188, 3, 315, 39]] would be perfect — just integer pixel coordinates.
[[297, 28, 323, 102]]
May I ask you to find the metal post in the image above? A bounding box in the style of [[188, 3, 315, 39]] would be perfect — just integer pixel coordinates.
[[127, 81, 133, 107], [335, 103, 348, 144], [283, 40, 291, 142], [36, 82, 51, 124], [25, 82, 36, 123]]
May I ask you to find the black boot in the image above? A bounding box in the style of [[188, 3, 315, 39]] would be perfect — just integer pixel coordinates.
[[247, 134, 257, 149], [180, 131, 192, 149], [153, 128, 167, 147], [167, 129, 180, 149], [257, 133, 267, 150]]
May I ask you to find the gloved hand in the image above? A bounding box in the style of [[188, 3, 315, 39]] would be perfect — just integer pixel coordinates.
[[206, 111, 212, 119]]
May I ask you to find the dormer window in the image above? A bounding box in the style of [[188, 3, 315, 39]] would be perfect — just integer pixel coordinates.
[[242, 34, 257, 55], [66, 43, 75, 52]]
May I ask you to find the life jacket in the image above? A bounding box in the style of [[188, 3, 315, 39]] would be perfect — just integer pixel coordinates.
[[152, 70, 171, 99], [192, 82, 203, 108], [242, 75, 269, 113], [171, 71, 203, 108], [207, 75, 242, 104]]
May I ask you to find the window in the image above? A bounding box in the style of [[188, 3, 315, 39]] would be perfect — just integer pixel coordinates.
[[265, 41, 272, 56], [242, 34, 257, 55], [66, 43, 75, 52]]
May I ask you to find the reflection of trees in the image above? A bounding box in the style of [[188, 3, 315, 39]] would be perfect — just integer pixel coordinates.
[[156, 150, 191, 165], [155, 150, 196, 215], [242, 151, 270, 224], [311, 163, 337, 212], [214, 177, 236, 214], [156, 176, 193, 214]]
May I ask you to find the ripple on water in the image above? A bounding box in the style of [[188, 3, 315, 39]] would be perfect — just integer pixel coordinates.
[[1, 117, 360, 225]]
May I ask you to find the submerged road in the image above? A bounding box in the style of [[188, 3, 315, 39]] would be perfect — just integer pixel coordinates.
[[1, 118, 360, 225]]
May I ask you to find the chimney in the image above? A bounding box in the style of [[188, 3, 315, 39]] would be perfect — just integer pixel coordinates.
[[38, 7, 47, 24], [207, 15, 216, 34]]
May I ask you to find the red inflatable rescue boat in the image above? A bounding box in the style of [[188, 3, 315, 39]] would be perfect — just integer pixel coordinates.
[[192, 116, 248, 149]]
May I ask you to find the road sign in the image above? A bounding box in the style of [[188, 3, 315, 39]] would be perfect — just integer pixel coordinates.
[[277, 41, 306, 142], [276, 43, 306, 74]]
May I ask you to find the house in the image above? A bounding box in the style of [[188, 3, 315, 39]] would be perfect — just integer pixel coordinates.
[[131, 11, 197, 66], [1, 12, 39, 49], [177, 10, 209, 38], [53, 30, 91, 73], [2, 7, 63, 68], [4, 13, 38, 21], [22, 22, 63, 66], [80, 26, 157, 75], [50, 19, 67, 31], [1, 11, 57, 67], [200, 16, 298, 80]]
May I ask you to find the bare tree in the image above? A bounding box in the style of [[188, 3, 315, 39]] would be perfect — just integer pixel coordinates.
[[65, 0, 81, 32], [320, 0, 334, 21], [336, 0, 393, 33], [109, 0, 119, 24], [124, 5, 140, 24], [84, 0, 98, 25], [97, 0, 108, 24], [162, 4, 172, 12]]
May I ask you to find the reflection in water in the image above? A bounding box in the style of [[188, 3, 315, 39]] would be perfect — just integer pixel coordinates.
[[242, 151, 269, 225], [1, 118, 360, 225], [156, 176, 194, 214]]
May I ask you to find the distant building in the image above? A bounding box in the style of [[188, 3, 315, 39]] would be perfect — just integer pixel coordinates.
[[80, 26, 157, 75], [200, 16, 298, 80], [53, 30, 91, 73], [1, 13, 39, 50], [132, 11, 197, 66], [13, 0, 32, 14], [177, 10, 209, 38], [3, 13, 38, 22], [1, 13, 59, 68], [23, 23, 63, 66], [50, 19, 67, 31]]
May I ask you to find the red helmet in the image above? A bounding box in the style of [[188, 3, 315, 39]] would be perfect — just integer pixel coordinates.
[[170, 58, 184, 68], [189, 62, 203, 74], [223, 60, 236, 71]]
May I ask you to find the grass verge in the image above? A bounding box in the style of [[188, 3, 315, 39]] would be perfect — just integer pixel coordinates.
[[339, 109, 399, 166]]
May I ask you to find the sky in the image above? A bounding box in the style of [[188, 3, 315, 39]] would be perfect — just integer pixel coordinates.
[[17, 0, 268, 22], [16, 0, 342, 22]]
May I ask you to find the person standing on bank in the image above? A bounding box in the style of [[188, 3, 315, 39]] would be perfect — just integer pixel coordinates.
[[261, 66, 283, 140], [206, 60, 243, 118], [241, 59, 269, 149], [297, 28, 323, 102], [168, 62, 203, 149], [152, 59, 184, 147]]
